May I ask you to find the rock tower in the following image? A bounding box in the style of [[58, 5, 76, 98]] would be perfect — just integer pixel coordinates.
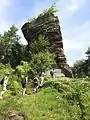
[[21, 8, 73, 77]]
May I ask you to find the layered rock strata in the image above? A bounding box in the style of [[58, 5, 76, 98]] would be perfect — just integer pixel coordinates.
[[21, 14, 73, 77]]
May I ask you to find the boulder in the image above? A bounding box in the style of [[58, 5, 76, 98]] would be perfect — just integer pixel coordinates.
[[3, 111, 27, 120]]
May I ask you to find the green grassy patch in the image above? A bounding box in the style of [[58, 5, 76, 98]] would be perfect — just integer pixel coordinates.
[[0, 77, 90, 120]]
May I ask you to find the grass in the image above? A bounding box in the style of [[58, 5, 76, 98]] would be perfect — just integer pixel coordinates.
[[0, 77, 90, 120]]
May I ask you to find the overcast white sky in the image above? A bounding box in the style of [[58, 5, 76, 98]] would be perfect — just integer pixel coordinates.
[[0, 0, 90, 66]]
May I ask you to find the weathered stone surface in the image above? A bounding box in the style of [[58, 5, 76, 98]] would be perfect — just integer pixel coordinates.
[[21, 13, 73, 78], [45, 69, 65, 78], [1, 111, 27, 120]]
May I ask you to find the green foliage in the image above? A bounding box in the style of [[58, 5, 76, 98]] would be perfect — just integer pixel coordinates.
[[30, 51, 54, 74], [72, 59, 86, 78], [43, 3, 58, 16], [0, 64, 20, 95], [15, 61, 33, 78], [0, 25, 23, 66], [85, 47, 90, 58], [28, 3, 58, 23], [72, 47, 90, 78], [0, 5, 90, 120], [8, 75, 21, 96], [28, 34, 54, 75], [43, 78, 90, 120], [0, 78, 90, 120], [0, 25, 19, 46], [30, 34, 51, 54], [63, 80, 88, 120], [10, 42, 25, 67], [85, 47, 90, 76], [0, 63, 14, 80]]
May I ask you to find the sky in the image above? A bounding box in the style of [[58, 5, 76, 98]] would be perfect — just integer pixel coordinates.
[[0, 0, 90, 66]]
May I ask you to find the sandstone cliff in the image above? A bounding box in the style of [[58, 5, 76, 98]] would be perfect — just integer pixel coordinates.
[[21, 7, 73, 77]]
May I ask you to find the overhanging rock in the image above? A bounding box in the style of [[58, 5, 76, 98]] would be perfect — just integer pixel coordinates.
[[21, 11, 73, 78]]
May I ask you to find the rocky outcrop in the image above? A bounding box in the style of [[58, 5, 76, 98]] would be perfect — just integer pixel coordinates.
[[0, 111, 27, 120], [44, 69, 65, 78], [21, 11, 73, 78]]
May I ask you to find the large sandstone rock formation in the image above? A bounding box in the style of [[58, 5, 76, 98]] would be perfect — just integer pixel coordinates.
[[21, 9, 73, 78]]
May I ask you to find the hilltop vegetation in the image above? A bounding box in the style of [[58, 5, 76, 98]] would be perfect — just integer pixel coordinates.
[[0, 78, 90, 120], [0, 6, 90, 120]]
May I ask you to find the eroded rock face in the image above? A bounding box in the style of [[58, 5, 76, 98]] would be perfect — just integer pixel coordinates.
[[21, 14, 73, 77], [1, 111, 27, 120]]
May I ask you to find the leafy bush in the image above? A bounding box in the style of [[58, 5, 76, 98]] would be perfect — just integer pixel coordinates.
[[15, 61, 34, 77], [7, 75, 21, 95], [0, 63, 14, 80], [30, 51, 54, 74]]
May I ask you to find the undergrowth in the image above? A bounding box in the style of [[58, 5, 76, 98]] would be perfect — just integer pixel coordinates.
[[0, 77, 90, 120]]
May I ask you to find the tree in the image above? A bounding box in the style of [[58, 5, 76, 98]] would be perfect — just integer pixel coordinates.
[[72, 60, 86, 78], [10, 42, 25, 67], [30, 51, 54, 74], [85, 47, 90, 58], [72, 47, 90, 78], [0, 25, 25, 67], [29, 35, 54, 74], [0, 25, 20, 64], [85, 47, 90, 76], [30, 34, 51, 55]]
